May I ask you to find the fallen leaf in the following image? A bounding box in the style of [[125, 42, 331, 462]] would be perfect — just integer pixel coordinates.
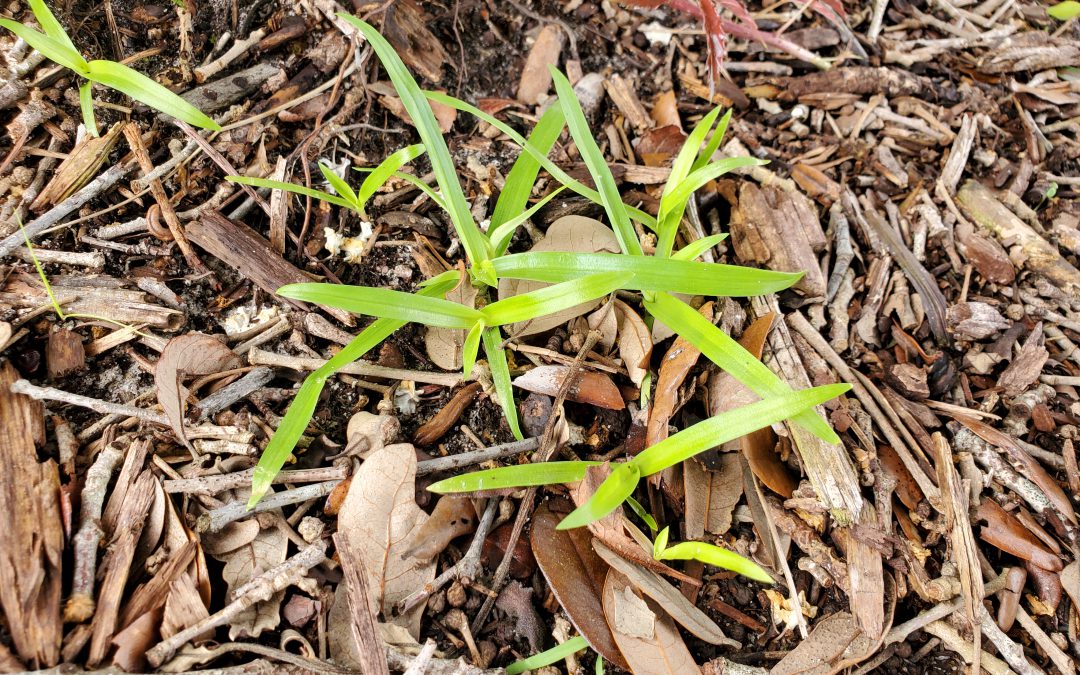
[[531, 499, 629, 671], [514, 365, 625, 410], [684, 453, 742, 538], [877, 444, 923, 511], [155, 334, 239, 449], [337, 443, 436, 638], [650, 89, 682, 129], [648, 302, 710, 447], [615, 300, 652, 388], [424, 282, 478, 371], [401, 496, 477, 562], [517, 24, 564, 104], [976, 499, 1062, 571], [602, 569, 701, 675], [497, 216, 621, 336], [770, 611, 864, 675], [587, 303, 618, 354]]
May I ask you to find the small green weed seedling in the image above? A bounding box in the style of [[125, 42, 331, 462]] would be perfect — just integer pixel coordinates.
[[241, 15, 848, 509], [1, 0, 219, 134], [506, 636, 588, 675], [651, 526, 773, 584]]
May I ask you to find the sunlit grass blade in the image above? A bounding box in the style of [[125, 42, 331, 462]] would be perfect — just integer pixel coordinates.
[[558, 461, 640, 530], [658, 541, 774, 583], [550, 67, 642, 256], [356, 143, 425, 214], [481, 271, 631, 326], [663, 106, 721, 204], [625, 495, 658, 533], [426, 91, 657, 231], [492, 252, 801, 297], [482, 326, 523, 440], [249, 271, 462, 507], [671, 233, 728, 261], [79, 81, 96, 136], [226, 175, 356, 210], [428, 460, 600, 493], [390, 171, 448, 211], [0, 19, 87, 73], [488, 186, 567, 255], [632, 384, 848, 475], [645, 291, 839, 443], [338, 14, 490, 267], [318, 162, 358, 207], [277, 283, 482, 329], [506, 636, 589, 675], [29, 0, 78, 55], [692, 109, 731, 173], [84, 60, 220, 130], [462, 322, 483, 378], [490, 104, 565, 255]]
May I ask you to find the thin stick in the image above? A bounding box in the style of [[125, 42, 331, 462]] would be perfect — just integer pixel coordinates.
[[248, 348, 464, 386], [164, 465, 347, 496], [196, 480, 341, 533], [416, 438, 539, 476], [11, 379, 169, 425]]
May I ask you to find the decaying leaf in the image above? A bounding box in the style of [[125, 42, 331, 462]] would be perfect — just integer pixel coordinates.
[[514, 365, 625, 410], [498, 215, 621, 336], [602, 569, 701, 675], [401, 496, 477, 562], [976, 499, 1062, 571], [531, 499, 629, 671], [647, 302, 711, 449], [615, 300, 652, 388], [155, 333, 239, 449], [336, 443, 436, 638], [424, 282, 478, 371], [684, 453, 742, 538], [770, 611, 869, 675]]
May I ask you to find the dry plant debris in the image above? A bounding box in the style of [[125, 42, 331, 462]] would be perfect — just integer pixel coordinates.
[[1, 0, 1080, 674]]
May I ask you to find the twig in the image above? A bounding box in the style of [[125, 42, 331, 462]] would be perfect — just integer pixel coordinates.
[[415, 438, 539, 476], [248, 348, 464, 386], [11, 379, 169, 425], [196, 480, 342, 533], [194, 28, 268, 83], [193, 367, 274, 420], [164, 466, 348, 496]]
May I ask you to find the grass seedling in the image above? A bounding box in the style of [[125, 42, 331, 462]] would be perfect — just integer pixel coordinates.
[[1, 0, 219, 134], [651, 526, 773, 584], [506, 636, 588, 675]]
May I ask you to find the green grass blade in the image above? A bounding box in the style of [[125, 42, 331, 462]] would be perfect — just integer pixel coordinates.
[[488, 186, 567, 254], [428, 460, 599, 493], [692, 109, 732, 173], [482, 271, 631, 326], [557, 461, 640, 530], [318, 162, 358, 207], [632, 384, 848, 475], [390, 171, 448, 211], [663, 107, 721, 203], [462, 321, 483, 379], [658, 541, 773, 583], [277, 283, 482, 328], [79, 81, 96, 136], [84, 60, 219, 130], [0, 19, 87, 73], [550, 67, 641, 256], [490, 103, 566, 254], [671, 234, 728, 261], [226, 175, 357, 210], [482, 326, 523, 440], [644, 291, 840, 443], [249, 271, 462, 507], [356, 143, 425, 213], [506, 636, 589, 675], [339, 14, 490, 267], [427, 91, 657, 231], [29, 0, 78, 55], [493, 251, 801, 297]]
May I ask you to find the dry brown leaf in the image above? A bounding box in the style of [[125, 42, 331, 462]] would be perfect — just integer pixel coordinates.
[[155, 334, 239, 449], [587, 303, 618, 354], [976, 499, 1062, 571], [647, 302, 709, 447], [110, 608, 161, 672], [615, 300, 652, 388], [160, 573, 211, 640], [337, 443, 435, 638], [514, 365, 625, 410], [497, 216, 621, 336], [650, 90, 682, 129], [877, 444, 923, 511], [602, 569, 702, 675], [684, 454, 742, 538], [401, 496, 477, 562], [770, 611, 863, 675], [424, 282, 478, 371], [517, 24, 564, 104]]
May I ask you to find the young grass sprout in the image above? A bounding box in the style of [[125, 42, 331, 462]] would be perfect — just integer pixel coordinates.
[[1, 0, 219, 134]]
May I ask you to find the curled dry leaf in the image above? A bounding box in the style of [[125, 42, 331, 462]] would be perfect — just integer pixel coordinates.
[[975, 499, 1062, 572], [424, 281, 478, 371], [684, 453, 742, 538], [336, 443, 435, 638], [588, 302, 618, 354], [647, 302, 710, 447], [770, 611, 873, 675], [414, 382, 482, 446], [531, 499, 629, 671], [497, 215, 621, 337], [602, 569, 701, 675], [514, 365, 625, 410], [877, 444, 923, 511], [615, 300, 652, 388], [401, 496, 477, 562], [155, 333, 240, 449]]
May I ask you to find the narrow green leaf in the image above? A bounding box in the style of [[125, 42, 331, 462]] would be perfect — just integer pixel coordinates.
[[318, 162, 358, 207], [633, 384, 849, 476], [84, 60, 220, 130], [428, 460, 600, 493], [671, 234, 728, 261], [646, 291, 839, 443], [558, 461, 640, 530], [339, 14, 490, 267], [625, 495, 658, 533], [249, 271, 462, 507], [663, 106, 721, 204], [659, 541, 774, 584], [481, 271, 631, 326], [550, 67, 642, 256], [427, 91, 657, 231], [79, 81, 97, 137], [462, 321, 483, 379], [488, 186, 567, 256], [1049, 1, 1080, 20], [482, 326, 524, 440], [390, 171, 448, 211], [653, 526, 671, 560], [506, 636, 589, 675], [29, 0, 78, 55], [277, 283, 482, 328], [692, 109, 732, 173], [226, 175, 357, 211], [493, 251, 801, 297], [356, 143, 425, 213], [0, 20, 87, 74]]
